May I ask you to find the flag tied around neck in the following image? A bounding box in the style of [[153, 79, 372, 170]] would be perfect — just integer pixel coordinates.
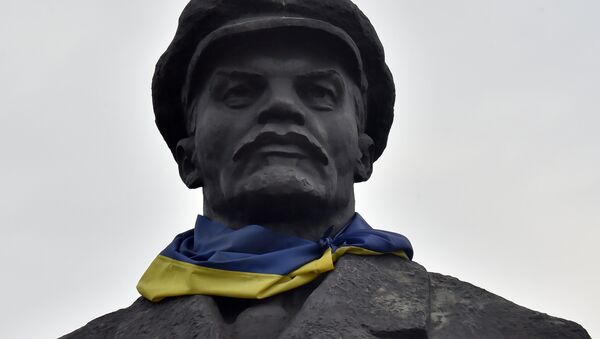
[[137, 213, 413, 301]]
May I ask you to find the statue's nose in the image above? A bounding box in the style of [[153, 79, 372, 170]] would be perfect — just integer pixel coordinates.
[[257, 83, 305, 126]]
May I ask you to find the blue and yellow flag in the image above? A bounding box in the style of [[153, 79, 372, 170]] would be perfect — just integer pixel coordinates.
[[137, 213, 413, 301]]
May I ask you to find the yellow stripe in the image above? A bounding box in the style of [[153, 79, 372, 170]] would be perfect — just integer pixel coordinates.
[[137, 247, 408, 302], [331, 246, 409, 261]]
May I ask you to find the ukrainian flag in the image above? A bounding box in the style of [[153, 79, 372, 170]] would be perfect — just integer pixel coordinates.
[[137, 213, 413, 301]]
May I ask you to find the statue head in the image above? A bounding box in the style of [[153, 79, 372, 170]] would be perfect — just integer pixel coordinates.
[[152, 0, 394, 235]]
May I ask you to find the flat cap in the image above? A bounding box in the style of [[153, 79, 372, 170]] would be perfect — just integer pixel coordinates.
[[153, 0, 395, 161]]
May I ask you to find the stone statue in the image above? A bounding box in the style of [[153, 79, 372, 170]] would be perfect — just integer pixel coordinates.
[[63, 0, 590, 338]]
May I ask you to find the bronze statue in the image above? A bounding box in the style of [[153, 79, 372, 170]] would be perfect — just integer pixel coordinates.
[[64, 1, 590, 338]]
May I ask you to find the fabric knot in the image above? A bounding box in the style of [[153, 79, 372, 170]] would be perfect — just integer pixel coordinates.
[[318, 225, 336, 250], [319, 236, 334, 250]]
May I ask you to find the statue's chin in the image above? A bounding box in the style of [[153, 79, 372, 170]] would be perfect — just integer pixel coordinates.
[[239, 167, 326, 196], [217, 166, 333, 223]]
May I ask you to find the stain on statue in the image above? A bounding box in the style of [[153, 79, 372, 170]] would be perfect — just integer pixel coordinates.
[[63, 1, 590, 338]]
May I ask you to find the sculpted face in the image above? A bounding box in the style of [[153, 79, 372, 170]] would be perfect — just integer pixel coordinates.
[[178, 30, 373, 225]]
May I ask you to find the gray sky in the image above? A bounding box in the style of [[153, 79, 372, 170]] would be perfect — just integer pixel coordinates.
[[1, 1, 598, 337]]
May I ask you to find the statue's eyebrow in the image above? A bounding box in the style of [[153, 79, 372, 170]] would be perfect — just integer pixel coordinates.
[[296, 69, 345, 94], [208, 69, 266, 94], [297, 69, 343, 81]]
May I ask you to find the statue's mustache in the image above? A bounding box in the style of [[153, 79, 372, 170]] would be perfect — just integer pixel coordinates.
[[232, 131, 329, 165]]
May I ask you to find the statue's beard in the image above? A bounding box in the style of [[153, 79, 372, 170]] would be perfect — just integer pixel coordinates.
[[203, 169, 353, 227]]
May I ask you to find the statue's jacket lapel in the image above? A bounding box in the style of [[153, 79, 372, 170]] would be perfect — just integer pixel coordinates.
[[281, 254, 430, 338]]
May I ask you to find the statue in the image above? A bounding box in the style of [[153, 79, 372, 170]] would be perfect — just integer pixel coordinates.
[[63, 0, 590, 338]]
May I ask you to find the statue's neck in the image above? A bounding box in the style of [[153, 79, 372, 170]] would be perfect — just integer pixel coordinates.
[[202, 194, 356, 241]]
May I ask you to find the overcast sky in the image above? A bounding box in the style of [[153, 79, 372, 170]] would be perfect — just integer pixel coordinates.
[[1, 1, 598, 338]]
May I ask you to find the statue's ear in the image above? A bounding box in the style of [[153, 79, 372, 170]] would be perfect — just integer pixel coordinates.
[[354, 133, 374, 182], [175, 137, 203, 188]]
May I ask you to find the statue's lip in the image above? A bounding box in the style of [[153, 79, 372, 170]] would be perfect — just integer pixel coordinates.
[[254, 144, 308, 158], [232, 131, 329, 165]]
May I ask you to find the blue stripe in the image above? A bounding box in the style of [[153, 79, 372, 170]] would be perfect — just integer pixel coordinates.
[[160, 213, 413, 275]]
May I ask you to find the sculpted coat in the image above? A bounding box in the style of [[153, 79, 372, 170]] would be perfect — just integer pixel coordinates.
[[63, 256, 589, 338]]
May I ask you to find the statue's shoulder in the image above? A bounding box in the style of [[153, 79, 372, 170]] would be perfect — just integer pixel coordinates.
[[61, 255, 590, 338], [327, 255, 589, 338], [427, 271, 590, 338], [60, 295, 228, 339]]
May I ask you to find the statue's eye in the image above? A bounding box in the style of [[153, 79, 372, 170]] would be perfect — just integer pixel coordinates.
[[209, 72, 266, 109], [298, 83, 337, 111], [307, 85, 330, 99], [222, 84, 260, 109]]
